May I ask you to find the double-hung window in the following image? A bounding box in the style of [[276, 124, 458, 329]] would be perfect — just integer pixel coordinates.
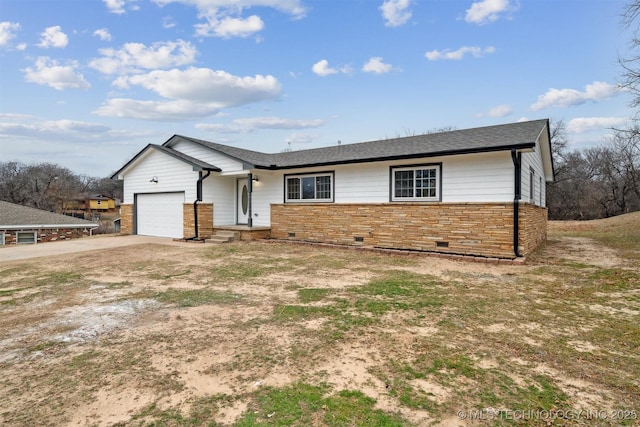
[[285, 172, 334, 202], [391, 164, 441, 201]]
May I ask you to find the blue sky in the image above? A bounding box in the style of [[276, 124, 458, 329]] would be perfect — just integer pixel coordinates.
[[0, 0, 633, 177]]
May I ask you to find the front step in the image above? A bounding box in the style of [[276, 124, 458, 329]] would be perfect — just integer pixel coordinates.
[[205, 230, 240, 244]]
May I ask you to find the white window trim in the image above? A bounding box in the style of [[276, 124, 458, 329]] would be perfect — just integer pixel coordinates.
[[0, 232, 5, 245], [284, 172, 334, 203], [16, 231, 37, 244], [391, 164, 441, 202]]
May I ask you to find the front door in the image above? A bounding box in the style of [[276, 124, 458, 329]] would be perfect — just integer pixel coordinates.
[[237, 178, 249, 224]]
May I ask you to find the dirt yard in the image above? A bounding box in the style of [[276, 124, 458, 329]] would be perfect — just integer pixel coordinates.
[[1, 213, 639, 426]]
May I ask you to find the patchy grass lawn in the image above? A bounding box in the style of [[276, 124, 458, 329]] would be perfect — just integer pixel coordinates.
[[0, 213, 639, 426]]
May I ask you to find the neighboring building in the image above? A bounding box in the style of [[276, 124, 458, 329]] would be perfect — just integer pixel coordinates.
[[111, 119, 554, 258], [64, 194, 120, 220], [0, 201, 98, 245]]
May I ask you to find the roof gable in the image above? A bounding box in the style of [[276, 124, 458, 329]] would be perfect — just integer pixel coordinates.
[[111, 144, 221, 179]]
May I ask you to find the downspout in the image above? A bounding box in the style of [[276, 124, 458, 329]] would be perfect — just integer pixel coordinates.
[[247, 173, 253, 228], [511, 149, 523, 257], [191, 170, 211, 240]]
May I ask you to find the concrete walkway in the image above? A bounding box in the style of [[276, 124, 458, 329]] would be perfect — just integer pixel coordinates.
[[0, 235, 191, 262]]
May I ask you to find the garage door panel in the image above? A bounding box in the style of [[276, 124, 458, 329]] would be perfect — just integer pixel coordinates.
[[137, 192, 184, 238]]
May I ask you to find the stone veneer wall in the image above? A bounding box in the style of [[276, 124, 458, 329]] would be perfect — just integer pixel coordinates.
[[518, 203, 548, 255], [183, 203, 214, 239], [271, 202, 546, 259], [120, 204, 134, 235], [1, 228, 93, 244]]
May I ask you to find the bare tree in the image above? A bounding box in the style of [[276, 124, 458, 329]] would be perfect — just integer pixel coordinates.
[[0, 162, 122, 213]]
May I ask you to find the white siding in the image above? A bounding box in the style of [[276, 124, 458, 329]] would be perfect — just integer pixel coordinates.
[[255, 151, 516, 206], [439, 152, 513, 203], [251, 173, 282, 226], [170, 141, 245, 173], [122, 149, 198, 204], [521, 140, 546, 207], [202, 175, 236, 225]]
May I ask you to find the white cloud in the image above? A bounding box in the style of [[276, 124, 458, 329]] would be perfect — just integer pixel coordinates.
[[530, 81, 620, 111], [94, 98, 224, 120], [23, 57, 90, 90], [311, 59, 351, 77], [286, 132, 318, 144], [104, 0, 125, 13], [89, 40, 197, 75], [0, 22, 20, 47], [425, 45, 495, 61], [119, 68, 280, 103], [95, 67, 281, 120], [163, 17, 177, 29], [380, 0, 412, 27], [195, 15, 264, 38], [151, 0, 306, 38], [37, 26, 69, 48], [362, 57, 394, 74], [465, 0, 514, 25], [197, 116, 324, 133], [478, 104, 512, 118], [567, 117, 629, 134], [312, 59, 337, 76], [93, 28, 112, 41]]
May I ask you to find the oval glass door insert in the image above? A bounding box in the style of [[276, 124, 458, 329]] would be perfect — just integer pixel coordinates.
[[241, 184, 249, 215]]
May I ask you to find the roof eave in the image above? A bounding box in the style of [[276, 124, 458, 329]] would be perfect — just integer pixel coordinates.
[[254, 143, 536, 170], [1, 224, 99, 230]]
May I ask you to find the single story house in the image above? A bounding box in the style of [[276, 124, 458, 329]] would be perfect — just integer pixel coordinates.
[[0, 201, 98, 245], [112, 119, 554, 258]]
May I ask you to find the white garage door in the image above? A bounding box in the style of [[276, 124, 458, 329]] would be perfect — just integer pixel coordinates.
[[136, 192, 184, 238]]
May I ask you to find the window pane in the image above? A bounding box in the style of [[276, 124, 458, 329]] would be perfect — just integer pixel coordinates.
[[316, 175, 331, 199], [395, 170, 414, 198], [415, 168, 436, 198], [287, 178, 300, 200], [302, 177, 315, 199]]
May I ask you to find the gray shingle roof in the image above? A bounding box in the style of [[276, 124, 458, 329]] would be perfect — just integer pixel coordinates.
[[0, 201, 98, 228], [167, 119, 549, 170], [152, 145, 222, 172]]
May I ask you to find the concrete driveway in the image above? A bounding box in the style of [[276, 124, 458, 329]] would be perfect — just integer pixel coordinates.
[[0, 235, 193, 262]]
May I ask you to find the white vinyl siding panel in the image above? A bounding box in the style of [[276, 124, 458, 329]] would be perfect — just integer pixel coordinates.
[[440, 152, 513, 203], [202, 176, 236, 225], [122, 149, 198, 204], [170, 141, 245, 173], [334, 152, 513, 203], [521, 140, 546, 206], [137, 192, 184, 238], [251, 173, 281, 226]]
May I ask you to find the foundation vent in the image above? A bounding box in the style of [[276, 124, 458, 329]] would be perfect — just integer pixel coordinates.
[[354, 236, 364, 242], [288, 232, 296, 238], [436, 241, 449, 248]]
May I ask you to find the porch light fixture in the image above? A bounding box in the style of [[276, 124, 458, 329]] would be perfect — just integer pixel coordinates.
[[252, 175, 259, 182], [150, 176, 158, 183]]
